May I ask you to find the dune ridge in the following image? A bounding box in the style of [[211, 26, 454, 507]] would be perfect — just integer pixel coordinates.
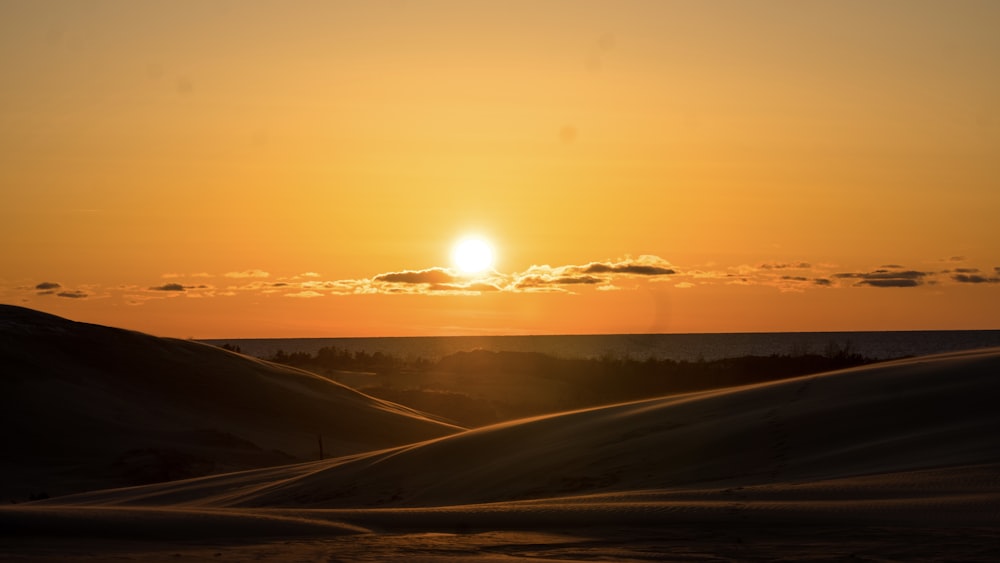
[[3, 308, 999, 559], [28, 348, 1000, 517], [0, 305, 460, 500]]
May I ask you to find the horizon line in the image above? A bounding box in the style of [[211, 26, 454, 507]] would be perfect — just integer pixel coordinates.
[[197, 327, 1000, 341]]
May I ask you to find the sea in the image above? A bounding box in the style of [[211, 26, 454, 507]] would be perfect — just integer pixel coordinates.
[[204, 330, 1000, 363]]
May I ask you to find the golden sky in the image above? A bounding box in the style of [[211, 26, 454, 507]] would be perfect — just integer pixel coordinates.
[[2, 1, 999, 337]]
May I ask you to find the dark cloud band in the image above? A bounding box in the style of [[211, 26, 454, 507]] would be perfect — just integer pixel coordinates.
[[953, 274, 1000, 284], [833, 269, 928, 288], [149, 283, 187, 292], [56, 290, 88, 299], [580, 262, 675, 276]]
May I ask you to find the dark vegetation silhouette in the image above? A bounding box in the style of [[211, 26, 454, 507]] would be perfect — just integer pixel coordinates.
[[258, 342, 878, 427]]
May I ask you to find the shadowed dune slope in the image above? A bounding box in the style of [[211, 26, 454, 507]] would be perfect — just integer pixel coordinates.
[[48, 347, 1000, 510], [0, 305, 460, 500]]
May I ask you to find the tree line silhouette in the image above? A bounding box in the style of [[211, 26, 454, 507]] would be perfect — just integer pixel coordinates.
[[249, 342, 881, 427]]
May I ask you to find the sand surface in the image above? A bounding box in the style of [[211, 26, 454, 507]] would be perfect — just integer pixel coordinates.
[[0, 305, 459, 500], [3, 347, 999, 560], [2, 527, 999, 562]]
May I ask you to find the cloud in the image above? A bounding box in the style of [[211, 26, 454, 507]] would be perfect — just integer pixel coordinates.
[[759, 262, 811, 270], [374, 268, 458, 285], [224, 269, 270, 279], [284, 291, 324, 298], [338, 281, 377, 294], [582, 263, 674, 275], [163, 272, 213, 279], [861, 279, 924, 288], [502, 256, 675, 292], [226, 281, 273, 291], [674, 262, 830, 291], [552, 275, 605, 285], [411, 282, 505, 296], [952, 274, 1000, 284], [508, 268, 609, 292], [149, 283, 186, 292], [364, 268, 508, 295], [772, 274, 820, 293], [511, 275, 566, 290], [32, 282, 92, 298], [59, 253, 1000, 306], [39, 254, 682, 301], [509, 276, 572, 293], [677, 258, 1000, 290], [576, 256, 676, 276], [431, 282, 503, 293], [56, 290, 88, 299], [685, 269, 726, 280], [131, 283, 213, 299], [308, 279, 374, 295], [832, 269, 929, 288]]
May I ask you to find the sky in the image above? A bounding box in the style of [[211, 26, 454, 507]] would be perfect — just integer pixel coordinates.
[[2, 0, 999, 338]]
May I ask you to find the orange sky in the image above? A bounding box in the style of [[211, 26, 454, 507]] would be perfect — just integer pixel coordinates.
[[2, 1, 999, 337]]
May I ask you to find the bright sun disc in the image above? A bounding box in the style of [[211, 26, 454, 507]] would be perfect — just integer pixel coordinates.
[[452, 237, 495, 275]]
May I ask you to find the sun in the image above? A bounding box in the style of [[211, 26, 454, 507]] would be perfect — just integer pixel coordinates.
[[452, 237, 495, 275]]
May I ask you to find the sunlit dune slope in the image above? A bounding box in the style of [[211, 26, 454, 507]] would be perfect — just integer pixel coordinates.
[[0, 305, 460, 500], [49, 347, 1000, 510]]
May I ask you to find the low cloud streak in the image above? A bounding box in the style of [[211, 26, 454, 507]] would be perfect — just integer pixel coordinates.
[[20, 254, 1000, 305], [953, 274, 1000, 284], [57, 290, 88, 299], [374, 268, 458, 285], [224, 269, 270, 279], [149, 283, 187, 292], [832, 269, 929, 288]]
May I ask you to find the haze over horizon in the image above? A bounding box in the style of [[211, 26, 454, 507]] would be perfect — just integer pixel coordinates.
[[3, 1, 999, 338]]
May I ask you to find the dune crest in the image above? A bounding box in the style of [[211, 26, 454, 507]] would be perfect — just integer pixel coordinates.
[[0, 305, 459, 500], [38, 347, 1000, 514], [3, 308, 998, 559]]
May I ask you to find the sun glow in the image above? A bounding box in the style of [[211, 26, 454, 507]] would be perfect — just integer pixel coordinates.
[[452, 237, 495, 275]]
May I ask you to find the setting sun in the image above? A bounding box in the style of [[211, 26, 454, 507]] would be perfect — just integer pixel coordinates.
[[452, 237, 495, 275]]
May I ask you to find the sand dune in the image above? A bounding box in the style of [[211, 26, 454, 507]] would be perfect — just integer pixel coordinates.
[[0, 305, 460, 501], [3, 309, 998, 558], [41, 347, 1000, 513]]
